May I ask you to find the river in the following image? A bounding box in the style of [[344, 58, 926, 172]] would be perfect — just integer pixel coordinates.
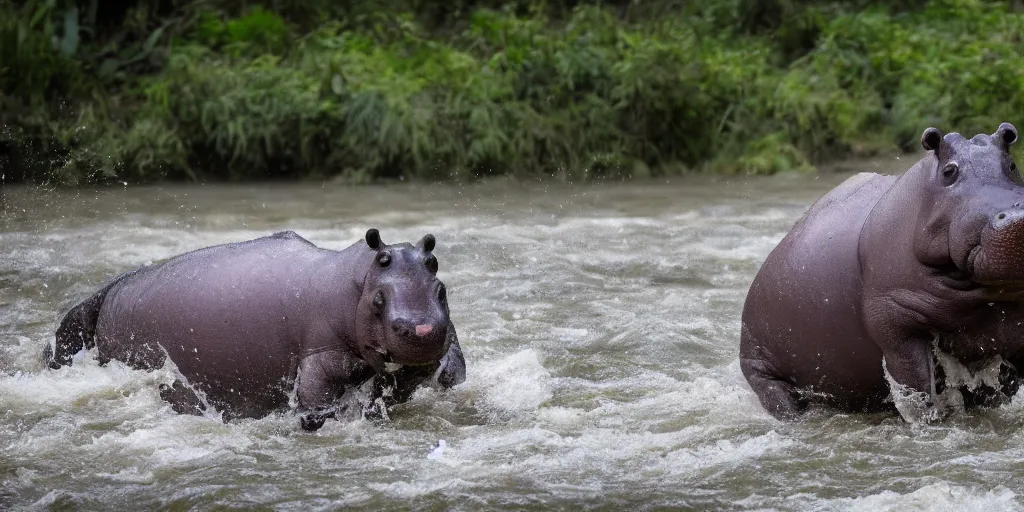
[[2, 166, 1022, 511]]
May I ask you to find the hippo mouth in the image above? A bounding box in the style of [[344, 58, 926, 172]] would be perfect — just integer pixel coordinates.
[[371, 339, 447, 369], [365, 347, 415, 375], [961, 243, 1024, 297], [932, 243, 983, 290], [965, 243, 983, 278]]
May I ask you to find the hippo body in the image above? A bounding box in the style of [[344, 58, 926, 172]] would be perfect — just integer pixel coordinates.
[[741, 123, 1024, 422], [46, 229, 466, 430]]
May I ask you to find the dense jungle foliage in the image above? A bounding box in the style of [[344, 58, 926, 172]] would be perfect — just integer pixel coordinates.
[[2, 0, 1024, 185]]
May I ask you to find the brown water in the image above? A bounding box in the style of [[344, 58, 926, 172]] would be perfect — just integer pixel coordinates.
[[2, 167, 1023, 511]]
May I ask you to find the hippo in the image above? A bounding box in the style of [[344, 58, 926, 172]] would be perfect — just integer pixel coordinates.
[[740, 122, 1024, 423], [44, 229, 466, 431]]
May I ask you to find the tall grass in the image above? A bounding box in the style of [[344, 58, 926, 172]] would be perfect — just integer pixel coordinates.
[[3, 0, 1024, 185]]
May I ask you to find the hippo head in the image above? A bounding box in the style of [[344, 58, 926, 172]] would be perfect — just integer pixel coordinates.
[[915, 122, 1024, 290], [354, 228, 452, 372]]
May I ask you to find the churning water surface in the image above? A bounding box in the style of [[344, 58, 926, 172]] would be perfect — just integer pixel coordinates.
[[2, 167, 1023, 511]]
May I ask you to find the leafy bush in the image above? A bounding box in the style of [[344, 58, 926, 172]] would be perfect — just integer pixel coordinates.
[[5, 0, 1024, 185]]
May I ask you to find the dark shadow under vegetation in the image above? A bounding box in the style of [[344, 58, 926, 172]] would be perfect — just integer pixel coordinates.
[[2, 0, 1024, 185]]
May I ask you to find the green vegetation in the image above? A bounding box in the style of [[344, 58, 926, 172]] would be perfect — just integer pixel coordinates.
[[3, 0, 1024, 185]]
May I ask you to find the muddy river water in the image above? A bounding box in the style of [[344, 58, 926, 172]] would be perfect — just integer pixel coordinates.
[[2, 167, 1022, 510]]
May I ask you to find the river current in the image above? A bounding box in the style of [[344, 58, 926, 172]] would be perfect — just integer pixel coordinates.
[[1, 167, 1022, 510]]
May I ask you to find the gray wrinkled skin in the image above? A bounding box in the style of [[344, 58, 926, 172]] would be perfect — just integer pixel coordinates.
[[741, 122, 1024, 422], [44, 229, 466, 431]]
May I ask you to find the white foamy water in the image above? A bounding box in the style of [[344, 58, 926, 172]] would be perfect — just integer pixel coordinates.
[[2, 172, 1024, 510]]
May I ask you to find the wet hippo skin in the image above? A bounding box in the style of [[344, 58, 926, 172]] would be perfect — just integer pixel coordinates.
[[45, 229, 466, 431], [740, 123, 1024, 422]]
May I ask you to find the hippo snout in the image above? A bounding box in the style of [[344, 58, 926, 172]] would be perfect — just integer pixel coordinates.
[[391, 318, 447, 344], [971, 204, 1024, 285], [391, 318, 442, 338], [992, 208, 1024, 231], [385, 317, 450, 365]]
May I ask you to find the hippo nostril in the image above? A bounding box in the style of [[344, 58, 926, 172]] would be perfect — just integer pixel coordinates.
[[391, 322, 411, 337], [994, 209, 1024, 230]]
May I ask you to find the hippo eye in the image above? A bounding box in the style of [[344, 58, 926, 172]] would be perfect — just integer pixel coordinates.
[[377, 251, 391, 267], [437, 284, 447, 304], [372, 291, 385, 314], [940, 162, 960, 186], [425, 254, 438, 274]]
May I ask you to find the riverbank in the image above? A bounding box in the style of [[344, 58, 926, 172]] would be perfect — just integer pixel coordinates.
[[3, 0, 1023, 186]]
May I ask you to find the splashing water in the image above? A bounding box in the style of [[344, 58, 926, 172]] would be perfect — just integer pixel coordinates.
[[2, 172, 1024, 510]]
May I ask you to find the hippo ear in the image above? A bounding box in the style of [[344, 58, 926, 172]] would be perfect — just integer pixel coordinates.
[[921, 127, 943, 152], [996, 122, 1018, 147], [365, 229, 383, 250], [417, 234, 436, 252]]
